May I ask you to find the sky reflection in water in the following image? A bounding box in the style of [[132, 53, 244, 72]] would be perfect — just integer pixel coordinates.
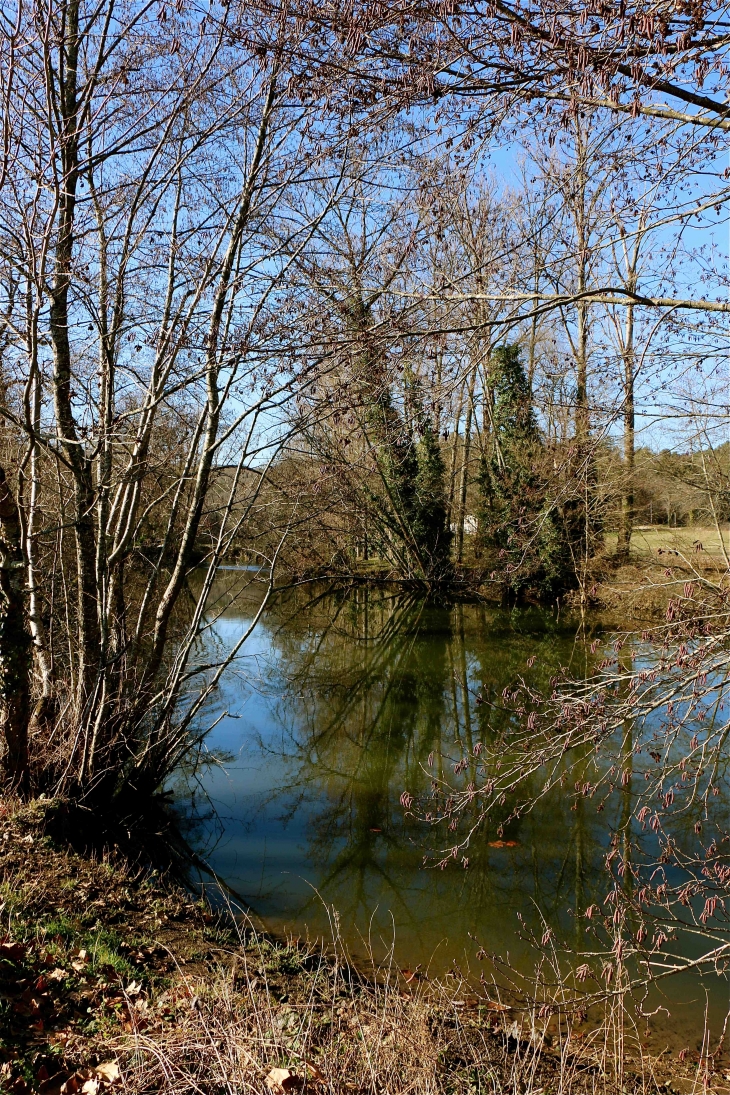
[[175, 577, 730, 1046]]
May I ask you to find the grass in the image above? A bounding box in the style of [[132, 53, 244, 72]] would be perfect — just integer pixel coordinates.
[[603, 524, 730, 562], [0, 798, 713, 1094], [587, 524, 730, 618]]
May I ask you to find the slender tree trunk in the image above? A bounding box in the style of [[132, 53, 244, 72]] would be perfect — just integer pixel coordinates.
[[575, 300, 589, 440], [16, 314, 54, 723], [0, 468, 31, 793], [573, 122, 591, 443], [447, 381, 466, 525], [455, 368, 477, 564], [26, 372, 55, 730], [49, 0, 101, 711], [528, 238, 541, 392], [614, 220, 642, 560], [617, 302, 635, 559]]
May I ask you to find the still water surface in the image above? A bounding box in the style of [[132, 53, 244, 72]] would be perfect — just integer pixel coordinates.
[[177, 576, 730, 1044]]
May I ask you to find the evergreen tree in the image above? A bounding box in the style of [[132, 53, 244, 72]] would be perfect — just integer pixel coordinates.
[[478, 345, 574, 596], [412, 421, 452, 580], [367, 379, 451, 582]]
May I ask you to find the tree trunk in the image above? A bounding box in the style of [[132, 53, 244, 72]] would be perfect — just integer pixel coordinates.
[[616, 302, 635, 559], [49, 0, 101, 710], [572, 120, 591, 444], [614, 218, 643, 560], [455, 368, 477, 564], [0, 468, 31, 793], [447, 381, 466, 526]]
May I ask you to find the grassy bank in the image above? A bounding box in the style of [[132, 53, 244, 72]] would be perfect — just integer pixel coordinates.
[[578, 527, 730, 620], [0, 799, 707, 1094]]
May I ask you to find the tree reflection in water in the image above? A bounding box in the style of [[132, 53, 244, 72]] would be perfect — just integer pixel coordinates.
[[176, 579, 730, 1041], [180, 584, 602, 955]]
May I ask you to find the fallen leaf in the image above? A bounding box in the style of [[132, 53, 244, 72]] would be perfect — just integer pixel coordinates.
[[485, 1000, 512, 1012], [125, 980, 142, 996], [62, 1067, 119, 1095], [0, 940, 26, 962], [71, 950, 89, 972], [488, 840, 519, 848], [92, 1062, 120, 1085], [265, 1068, 301, 1094], [48, 968, 68, 982], [304, 1060, 325, 1083]]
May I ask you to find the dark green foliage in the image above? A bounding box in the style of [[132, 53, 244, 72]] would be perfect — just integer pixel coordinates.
[[488, 343, 539, 444], [368, 384, 451, 582], [478, 345, 575, 596], [411, 421, 452, 580]]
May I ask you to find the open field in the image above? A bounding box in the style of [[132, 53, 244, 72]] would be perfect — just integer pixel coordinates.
[[603, 525, 730, 562]]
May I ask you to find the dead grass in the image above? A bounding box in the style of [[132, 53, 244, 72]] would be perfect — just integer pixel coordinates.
[[0, 798, 711, 1094]]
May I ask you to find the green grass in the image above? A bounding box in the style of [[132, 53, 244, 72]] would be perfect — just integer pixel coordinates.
[[603, 524, 730, 561]]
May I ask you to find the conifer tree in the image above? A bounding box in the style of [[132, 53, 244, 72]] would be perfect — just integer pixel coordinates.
[[412, 421, 452, 580], [367, 380, 451, 582], [478, 345, 574, 596]]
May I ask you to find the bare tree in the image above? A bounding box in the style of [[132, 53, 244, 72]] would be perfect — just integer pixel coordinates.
[[0, 0, 358, 798]]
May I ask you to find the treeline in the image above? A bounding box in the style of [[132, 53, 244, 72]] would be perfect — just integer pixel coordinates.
[[0, 0, 728, 800], [228, 350, 729, 592]]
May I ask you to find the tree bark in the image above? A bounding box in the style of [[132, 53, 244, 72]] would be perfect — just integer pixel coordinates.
[[49, 0, 101, 708], [455, 368, 477, 564], [0, 468, 31, 793], [616, 301, 635, 559]]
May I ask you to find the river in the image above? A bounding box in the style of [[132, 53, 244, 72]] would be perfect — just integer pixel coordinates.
[[173, 572, 730, 1050]]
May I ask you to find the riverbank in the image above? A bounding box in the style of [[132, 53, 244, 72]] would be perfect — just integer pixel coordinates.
[[251, 523, 729, 619], [0, 798, 710, 1094]]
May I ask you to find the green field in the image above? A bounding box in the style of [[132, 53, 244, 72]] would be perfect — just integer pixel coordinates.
[[603, 524, 730, 562]]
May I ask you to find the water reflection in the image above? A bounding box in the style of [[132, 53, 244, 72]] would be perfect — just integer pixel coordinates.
[[176, 579, 730, 1042]]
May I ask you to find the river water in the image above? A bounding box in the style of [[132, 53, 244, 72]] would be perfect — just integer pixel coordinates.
[[175, 573, 730, 1048]]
